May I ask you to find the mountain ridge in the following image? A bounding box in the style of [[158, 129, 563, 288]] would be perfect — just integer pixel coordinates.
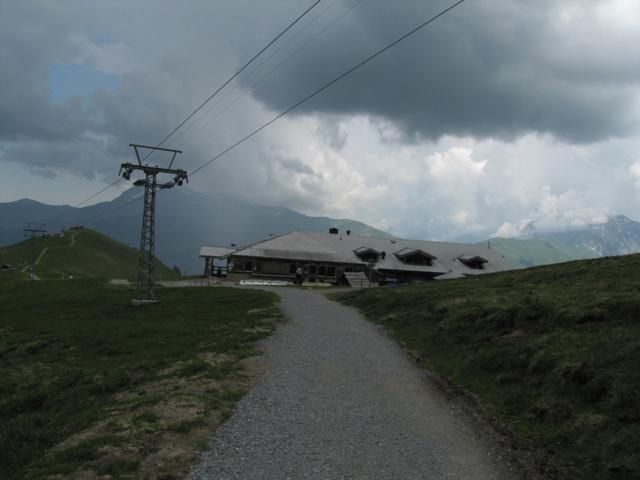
[[0, 189, 390, 273], [489, 214, 640, 267]]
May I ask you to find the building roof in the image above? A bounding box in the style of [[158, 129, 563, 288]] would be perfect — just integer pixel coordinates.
[[434, 272, 466, 281], [342, 271, 371, 288], [199, 246, 236, 258], [227, 231, 356, 264], [394, 247, 436, 260], [353, 246, 380, 256], [457, 254, 488, 263], [228, 231, 515, 276]]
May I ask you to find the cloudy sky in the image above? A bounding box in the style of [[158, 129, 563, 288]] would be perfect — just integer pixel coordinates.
[[2, 0, 640, 240]]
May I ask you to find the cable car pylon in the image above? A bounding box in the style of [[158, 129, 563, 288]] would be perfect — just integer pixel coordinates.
[[119, 143, 188, 305]]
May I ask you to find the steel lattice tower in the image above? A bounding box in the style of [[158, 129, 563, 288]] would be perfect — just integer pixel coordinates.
[[137, 171, 157, 302], [23, 223, 47, 281], [120, 144, 187, 305]]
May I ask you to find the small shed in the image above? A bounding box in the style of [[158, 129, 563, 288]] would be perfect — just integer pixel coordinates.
[[199, 246, 235, 277]]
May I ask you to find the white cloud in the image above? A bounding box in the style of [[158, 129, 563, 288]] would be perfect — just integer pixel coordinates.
[[70, 34, 139, 76], [630, 161, 640, 190], [494, 222, 522, 238], [529, 187, 610, 231], [2, 0, 640, 244], [492, 186, 611, 237], [426, 147, 486, 182]]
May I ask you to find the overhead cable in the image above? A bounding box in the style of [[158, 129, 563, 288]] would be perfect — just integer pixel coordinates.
[[140, 0, 324, 163], [44, 177, 124, 227], [174, 0, 367, 150], [190, 0, 466, 177], [166, 0, 347, 148], [36, 1, 324, 228]]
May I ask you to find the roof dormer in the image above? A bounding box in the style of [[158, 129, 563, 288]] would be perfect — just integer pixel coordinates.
[[458, 254, 488, 270], [354, 247, 381, 263], [394, 248, 435, 266]]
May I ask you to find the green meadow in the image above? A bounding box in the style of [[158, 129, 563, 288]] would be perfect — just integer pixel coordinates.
[[339, 254, 640, 480], [0, 276, 280, 479]]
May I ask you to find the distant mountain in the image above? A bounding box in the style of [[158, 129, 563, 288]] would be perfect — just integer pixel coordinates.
[[535, 215, 640, 257], [486, 238, 577, 268], [489, 215, 640, 267], [0, 189, 390, 274]]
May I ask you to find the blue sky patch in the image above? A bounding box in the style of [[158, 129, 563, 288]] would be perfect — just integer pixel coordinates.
[[49, 63, 120, 101]]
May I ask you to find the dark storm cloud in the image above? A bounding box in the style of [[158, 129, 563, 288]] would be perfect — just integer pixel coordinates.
[[1, 0, 639, 185], [0, 1, 242, 178], [242, 0, 640, 143], [0, 4, 88, 143]]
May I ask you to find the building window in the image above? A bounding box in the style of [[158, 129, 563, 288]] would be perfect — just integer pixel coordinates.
[[309, 265, 317, 274], [460, 258, 486, 270], [360, 253, 378, 263], [289, 263, 297, 274], [327, 266, 336, 277], [354, 247, 380, 263], [403, 254, 432, 266], [244, 261, 253, 272], [394, 248, 435, 266], [318, 265, 327, 276]]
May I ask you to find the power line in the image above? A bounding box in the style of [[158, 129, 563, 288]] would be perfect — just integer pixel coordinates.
[[140, 0, 324, 164], [43, 177, 124, 228], [59, 0, 466, 229], [36, 1, 324, 230], [173, 0, 367, 151], [190, 0, 466, 177], [77, 192, 144, 226], [66, 0, 465, 232], [75, 178, 124, 208], [166, 0, 347, 149]]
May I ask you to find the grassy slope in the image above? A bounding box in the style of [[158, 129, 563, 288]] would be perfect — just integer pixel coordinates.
[[0, 229, 179, 280], [489, 237, 598, 267], [550, 239, 601, 261], [339, 255, 640, 480], [0, 277, 281, 479]]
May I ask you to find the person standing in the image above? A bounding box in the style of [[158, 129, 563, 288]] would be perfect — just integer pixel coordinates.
[[295, 266, 304, 285]]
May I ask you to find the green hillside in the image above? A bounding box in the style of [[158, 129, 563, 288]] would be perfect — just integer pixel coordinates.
[[488, 237, 597, 267], [0, 229, 179, 280], [0, 279, 280, 480], [340, 255, 640, 479]]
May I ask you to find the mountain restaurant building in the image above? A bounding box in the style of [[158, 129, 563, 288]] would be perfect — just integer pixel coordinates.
[[200, 230, 515, 284]]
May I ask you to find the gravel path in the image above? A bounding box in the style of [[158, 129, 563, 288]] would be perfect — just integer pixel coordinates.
[[23, 230, 80, 272], [190, 288, 521, 480]]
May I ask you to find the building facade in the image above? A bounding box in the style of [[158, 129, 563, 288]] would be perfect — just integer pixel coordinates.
[[200, 230, 515, 284]]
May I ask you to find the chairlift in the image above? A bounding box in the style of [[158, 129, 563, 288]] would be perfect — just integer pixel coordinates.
[[120, 166, 134, 180]]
